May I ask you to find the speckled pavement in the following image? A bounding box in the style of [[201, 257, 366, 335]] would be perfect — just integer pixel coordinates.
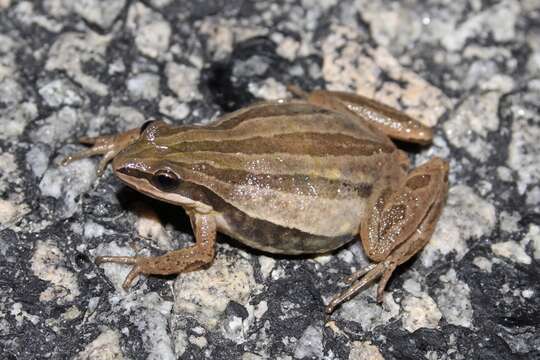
[[1, 1, 539, 359]]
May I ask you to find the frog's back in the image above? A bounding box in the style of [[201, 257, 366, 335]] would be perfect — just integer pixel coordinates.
[[159, 101, 404, 253]]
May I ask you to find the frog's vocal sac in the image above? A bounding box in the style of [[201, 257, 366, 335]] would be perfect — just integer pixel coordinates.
[[63, 86, 449, 314]]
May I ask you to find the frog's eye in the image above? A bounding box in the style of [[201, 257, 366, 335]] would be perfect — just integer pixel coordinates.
[[139, 120, 155, 135], [152, 169, 181, 191]]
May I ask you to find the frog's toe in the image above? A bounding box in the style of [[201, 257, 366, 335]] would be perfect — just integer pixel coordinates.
[[122, 264, 143, 289], [61, 148, 95, 166], [326, 262, 387, 314], [95, 255, 144, 289], [96, 151, 116, 175]]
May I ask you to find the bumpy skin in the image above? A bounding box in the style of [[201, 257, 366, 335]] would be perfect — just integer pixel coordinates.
[[64, 90, 449, 314]]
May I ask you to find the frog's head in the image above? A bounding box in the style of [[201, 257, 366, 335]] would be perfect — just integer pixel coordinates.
[[112, 120, 212, 213]]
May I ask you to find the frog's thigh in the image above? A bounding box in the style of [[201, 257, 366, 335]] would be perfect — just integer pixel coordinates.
[[96, 212, 216, 289], [297, 88, 433, 145], [360, 157, 449, 263]]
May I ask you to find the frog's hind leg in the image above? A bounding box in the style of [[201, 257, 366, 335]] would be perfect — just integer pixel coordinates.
[[287, 84, 433, 145], [326, 157, 449, 314], [96, 213, 216, 289]]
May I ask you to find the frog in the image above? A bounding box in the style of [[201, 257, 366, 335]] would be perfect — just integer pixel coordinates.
[[63, 86, 449, 314]]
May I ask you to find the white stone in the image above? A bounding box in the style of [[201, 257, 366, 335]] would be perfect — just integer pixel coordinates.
[[72, 0, 126, 29], [321, 26, 451, 127], [522, 289, 534, 299], [30, 107, 81, 144], [132, 293, 175, 360], [0, 102, 38, 140], [507, 93, 540, 195], [39, 79, 84, 108], [524, 224, 540, 260], [31, 240, 80, 304], [134, 203, 173, 251], [106, 106, 147, 133], [83, 220, 111, 239], [441, 0, 520, 51], [233, 55, 269, 78], [274, 35, 300, 61], [421, 185, 496, 267], [293, 325, 323, 359], [197, 17, 234, 61], [11, 302, 40, 326], [75, 328, 124, 360], [148, 0, 172, 7], [248, 78, 288, 101], [0, 152, 18, 194], [127, 73, 160, 100], [39, 155, 95, 218], [401, 293, 442, 332], [173, 328, 188, 357], [127, 3, 171, 59], [159, 96, 190, 120], [0, 199, 20, 225], [243, 353, 264, 360], [353, 0, 421, 52], [258, 256, 276, 279], [173, 252, 258, 329], [403, 277, 423, 297], [473, 256, 493, 273], [492, 241, 531, 265], [349, 341, 384, 360], [497, 166, 513, 182], [189, 335, 207, 349], [499, 211, 520, 233], [46, 32, 111, 96], [338, 291, 400, 332], [0, 78, 24, 107], [12, 1, 63, 32], [165, 62, 202, 102], [443, 92, 499, 161], [435, 269, 473, 328]]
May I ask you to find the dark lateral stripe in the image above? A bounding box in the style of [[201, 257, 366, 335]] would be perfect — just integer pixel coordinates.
[[172, 161, 374, 200], [168, 132, 393, 157]]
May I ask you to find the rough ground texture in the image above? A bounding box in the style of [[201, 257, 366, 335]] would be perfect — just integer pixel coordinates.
[[1, 0, 539, 359]]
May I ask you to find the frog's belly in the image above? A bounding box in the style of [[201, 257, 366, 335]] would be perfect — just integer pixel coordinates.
[[213, 198, 359, 254]]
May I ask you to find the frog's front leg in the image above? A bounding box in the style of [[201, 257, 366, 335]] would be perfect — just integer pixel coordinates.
[[62, 120, 163, 175], [326, 157, 449, 314], [61, 128, 141, 175], [96, 212, 216, 289]]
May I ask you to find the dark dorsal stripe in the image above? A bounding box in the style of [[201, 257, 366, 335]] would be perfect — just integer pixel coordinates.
[[169, 161, 374, 200], [157, 101, 386, 145], [167, 132, 393, 157]]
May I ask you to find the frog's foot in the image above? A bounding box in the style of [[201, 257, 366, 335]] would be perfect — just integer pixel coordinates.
[[96, 245, 216, 289], [96, 213, 217, 289], [62, 127, 142, 175], [325, 260, 395, 314]]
